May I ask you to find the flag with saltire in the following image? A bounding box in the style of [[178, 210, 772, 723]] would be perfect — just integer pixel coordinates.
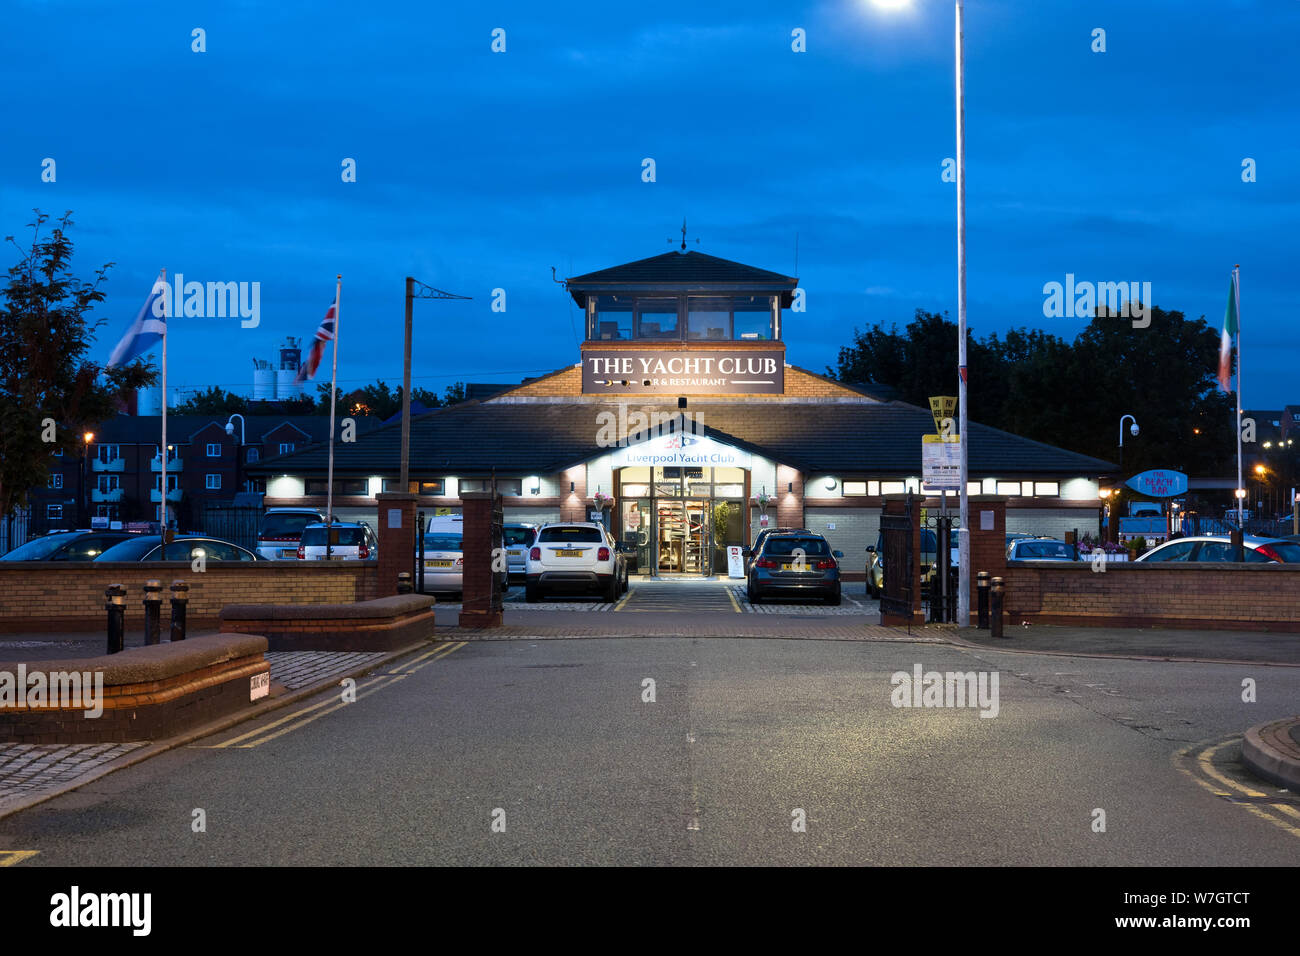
[[295, 295, 337, 384], [107, 273, 168, 367]]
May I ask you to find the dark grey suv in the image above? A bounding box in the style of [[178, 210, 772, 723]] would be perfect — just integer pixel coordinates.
[[746, 532, 843, 605]]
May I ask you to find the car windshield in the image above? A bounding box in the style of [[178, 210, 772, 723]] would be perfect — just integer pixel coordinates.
[[96, 536, 163, 561], [1, 532, 82, 560], [423, 534, 463, 552], [1016, 541, 1073, 559], [764, 537, 830, 557], [539, 527, 603, 543], [301, 527, 366, 546], [260, 513, 320, 538], [503, 527, 535, 546]]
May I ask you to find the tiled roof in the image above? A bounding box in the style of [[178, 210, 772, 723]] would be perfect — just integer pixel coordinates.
[[566, 251, 798, 307], [245, 399, 1115, 477]]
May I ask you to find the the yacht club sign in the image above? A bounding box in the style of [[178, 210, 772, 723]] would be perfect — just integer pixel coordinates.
[[582, 348, 784, 394]]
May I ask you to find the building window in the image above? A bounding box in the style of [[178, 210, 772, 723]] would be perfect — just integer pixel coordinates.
[[206, 443, 221, 457], [47, 504, 63, 520], [279, 443, 295, 455], [686, 297, 731, 341], [732, 295, 774, 341], [382, 478, 445, 495], [880, 481, 906, 495], [592, 296, 634, 341], [95, 504, 119, 519], [1033, 481, 1059, 497], [842, 481, 867, 496], [96, 444, 121, 464], [206, 474, 222, 490], [458, 478, 523, 496], [246, 448, 260, 463], [155, 475, 179, 492], [48, 473, 64, 489], [635, 298, 679, 340], [996, 481, 1022, 496], [305, 478, 368, 496], [97, 475, 120, 493]]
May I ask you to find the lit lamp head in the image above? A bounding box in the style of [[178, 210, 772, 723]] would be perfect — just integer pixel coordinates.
[[83, 431, 94, 444]]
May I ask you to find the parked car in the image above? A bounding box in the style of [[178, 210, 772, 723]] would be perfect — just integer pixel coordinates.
[[502, 523, 538, 582], [744, 527, 812, 573], [256, 507, 325, 559], [298, 522, 378, 561], [1006, 538, 1077, 561], [749, 531, 842, 605], [525, 522, 627, 603], [1, 530, 136, 561], [1135, 535, 1300, 563], [94, 535, 261, 562], [418, 529, 510, 598]]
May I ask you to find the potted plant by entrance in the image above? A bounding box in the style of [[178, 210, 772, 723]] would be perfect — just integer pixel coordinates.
[[752, 489, 771, 530], [593, 491, 614, 510]]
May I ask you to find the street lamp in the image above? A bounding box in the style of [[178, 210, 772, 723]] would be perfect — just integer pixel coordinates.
[[1097, 487, 1111, 543], [81, 431, 94, 529], [871, 0, 972, 625], [1118, 414, 1139, 473], [226, 414, 246, 497]]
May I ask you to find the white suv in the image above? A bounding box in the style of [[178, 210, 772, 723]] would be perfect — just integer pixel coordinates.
[[525, 522, 627, 603], [297, 522, 378, 561]]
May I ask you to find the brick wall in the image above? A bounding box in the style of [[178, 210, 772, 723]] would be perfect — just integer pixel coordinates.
[[0, 562, 379, 632], [776, 466, 804, 528], [1000, 562, 1300, 632]]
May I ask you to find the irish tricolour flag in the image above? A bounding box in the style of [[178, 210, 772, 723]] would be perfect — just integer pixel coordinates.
[[1217, 274, 1238, 392]]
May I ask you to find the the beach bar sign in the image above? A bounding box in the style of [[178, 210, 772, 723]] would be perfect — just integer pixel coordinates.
[[1125, 469, 1188, 498], [581, 348, 784, 395]]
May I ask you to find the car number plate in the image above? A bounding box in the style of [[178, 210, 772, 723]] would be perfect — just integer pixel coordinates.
[[427, 559, 453, 568], [508, 550, 522, 557], [556, 549, 583, 557]]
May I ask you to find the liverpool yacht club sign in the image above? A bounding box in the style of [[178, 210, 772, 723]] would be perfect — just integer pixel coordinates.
[[582, 348, 784, 395]]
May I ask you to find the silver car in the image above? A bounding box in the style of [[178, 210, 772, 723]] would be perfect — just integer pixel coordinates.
[[502, 523, 538, 582], [419, 530, 511, 597], [1136, 535, 1300, 563]]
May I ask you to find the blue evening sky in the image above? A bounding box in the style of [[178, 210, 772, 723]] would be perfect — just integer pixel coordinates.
[[3, 0, 1296, 408]]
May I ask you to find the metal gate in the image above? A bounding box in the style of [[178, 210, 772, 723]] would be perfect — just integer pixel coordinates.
[[195, 502, 261, 551], [879, 497, 915, 621], [926, 515, 958, 623]]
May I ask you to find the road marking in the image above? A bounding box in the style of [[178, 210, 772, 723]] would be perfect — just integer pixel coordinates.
[[196, 643, 466, 750], [1174, 736, 1300, 838], [727, 588, 741, 614], [613, 590, 632, 612], [0, 850, 38, 866]]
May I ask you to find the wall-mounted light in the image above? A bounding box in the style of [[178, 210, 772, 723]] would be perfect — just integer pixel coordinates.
[[570, 481, 575, 493], [787, 481, 793, 493], [824, 476, 837, 491]]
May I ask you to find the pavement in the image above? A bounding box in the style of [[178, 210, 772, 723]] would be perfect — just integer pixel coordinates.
[[956, 623, 1300, 666]]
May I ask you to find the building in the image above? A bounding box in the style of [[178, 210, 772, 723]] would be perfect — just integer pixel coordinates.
[[31, 414, 381, 534], [246, 248, 1116, 576]]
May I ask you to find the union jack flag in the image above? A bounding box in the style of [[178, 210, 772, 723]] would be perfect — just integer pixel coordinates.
[[295, 296, 337, 384]]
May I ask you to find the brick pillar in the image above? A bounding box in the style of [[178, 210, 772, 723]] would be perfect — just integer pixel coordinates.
[[458, 491, 503, 628], [776, 465, 803, 528], [375, 492, 418, 598], [966, 496, 1007, 624], [560, 466, 587, 523]]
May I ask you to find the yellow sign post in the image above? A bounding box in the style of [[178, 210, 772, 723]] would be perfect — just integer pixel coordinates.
[[929, 396, 957, 435]]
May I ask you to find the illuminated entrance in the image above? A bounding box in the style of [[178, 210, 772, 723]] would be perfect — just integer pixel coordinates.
[[615, 465, 747, 576]]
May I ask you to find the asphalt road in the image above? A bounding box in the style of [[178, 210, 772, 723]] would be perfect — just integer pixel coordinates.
[[2, 636, 1298, 865]]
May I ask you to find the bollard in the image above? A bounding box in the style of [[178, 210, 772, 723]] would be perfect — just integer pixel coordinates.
[[143, 580, 162, 645], [397, 571, 413, 595], [170, 580, 190, 641], [105, 584, 126, 655], [990, 577, 1005, 639], [976, 571, 990, 629]]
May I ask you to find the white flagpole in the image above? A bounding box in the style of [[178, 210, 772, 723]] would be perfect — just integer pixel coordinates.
[[325, 275, 341, 557], [159, 268, 168, 536], [1234, 265, 1243, 528]]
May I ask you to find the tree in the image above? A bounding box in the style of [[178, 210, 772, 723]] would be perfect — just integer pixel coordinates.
[[0, 211, 156, 518], [172, 385, 248, 416]]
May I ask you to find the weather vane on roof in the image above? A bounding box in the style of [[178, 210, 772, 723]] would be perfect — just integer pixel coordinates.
[[669, 217, 700, 252]]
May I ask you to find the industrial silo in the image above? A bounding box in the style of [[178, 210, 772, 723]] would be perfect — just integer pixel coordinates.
[[253, 358, 276, 401], [276, 337, 303, 399]]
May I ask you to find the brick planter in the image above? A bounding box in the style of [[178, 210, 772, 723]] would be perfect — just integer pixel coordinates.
[[220, 594, 436, 651]]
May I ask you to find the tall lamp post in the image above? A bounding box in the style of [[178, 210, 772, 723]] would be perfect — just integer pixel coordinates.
[[81, 431, 94, 528], [401, 280, 472, 492], [870, 0, 970, 624], [1118, 415, 1139, 474], [226, 413, 246, 498]]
